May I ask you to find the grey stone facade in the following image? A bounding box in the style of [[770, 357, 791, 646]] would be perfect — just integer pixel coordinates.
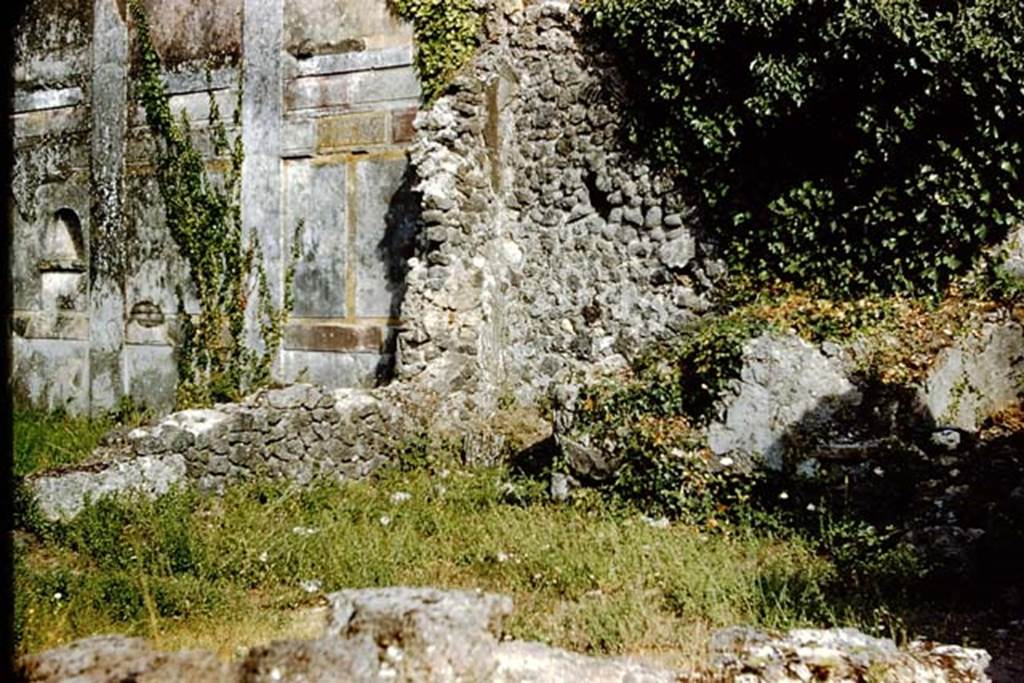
[[11, 0, 420, 414]]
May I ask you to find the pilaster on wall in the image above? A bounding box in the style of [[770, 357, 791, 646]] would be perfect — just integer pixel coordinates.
[[241, 0, 285, 361], [11, 0, 421, 414], [89, 0, 129, 411]]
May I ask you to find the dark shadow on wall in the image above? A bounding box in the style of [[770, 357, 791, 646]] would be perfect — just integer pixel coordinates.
[[2, 0, 28, 676], [761, 372, 1024, 681], [374, 167, 421, 384]]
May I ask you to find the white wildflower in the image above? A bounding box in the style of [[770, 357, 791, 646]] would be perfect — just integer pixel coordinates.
[[390, 491, 412, 504], [642, 515, 670, 529], [379, 514, 392, 527], [720, 456, 735, 467], [778, 491, 790, 500]]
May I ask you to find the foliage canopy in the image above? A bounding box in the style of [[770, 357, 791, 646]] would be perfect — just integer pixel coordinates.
[[582, 0, 1024, 295]]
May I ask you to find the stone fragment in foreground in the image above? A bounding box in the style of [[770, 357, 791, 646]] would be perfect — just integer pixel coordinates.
[[28, 453, 187, 522], [15, 635, 234, 682], [16, 588, 992, 683], [493, 641, 678, 682], [325, 587, 514, 681], [711, 626, 991, 682]]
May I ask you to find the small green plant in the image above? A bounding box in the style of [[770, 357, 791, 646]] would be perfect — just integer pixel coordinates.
[[564, 314, 768, 519], [390, 0, 486, 101], [13, 409, 113, 479], [130, 1, 300, 407]]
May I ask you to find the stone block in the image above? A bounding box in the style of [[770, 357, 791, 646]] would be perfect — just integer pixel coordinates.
[[390, 108, 418, 144], [280, 349, 384, 388], [285, 0, 412, 57], [282, 117, 315, 157], [284, 323, 384, 353], [11, 312, 89, 341], [13, 87, 85, 113], [12, 106, 90, 139], [316, 112, 388, 152], [354, 156, 417, 318], [11, 338, 90, 413], [285, 66, 420, 112], [136, 0, 242, 67], [292, 46, 414, 78], [124, 344, 178, 415]]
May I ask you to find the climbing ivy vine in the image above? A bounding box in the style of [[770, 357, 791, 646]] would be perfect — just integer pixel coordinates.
[[390, 0, 486, 101], [130, 1, 299, 408]]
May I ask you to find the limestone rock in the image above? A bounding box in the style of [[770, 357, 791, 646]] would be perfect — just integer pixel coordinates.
[[919, 321, 1024, 431], [325, 587, 513, 682], [710, 626, 991, 682], [238, 636, 382, 682], [16, 591, 991, 683], [29, 453, 186, 522], [15, 635, 234, 682], [28, 383, 407, 521], [493, 641, 678, 682], [707, 333, 860, 470]]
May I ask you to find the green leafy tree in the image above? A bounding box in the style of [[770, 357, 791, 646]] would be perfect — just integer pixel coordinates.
[[390, 0, 486, 101]]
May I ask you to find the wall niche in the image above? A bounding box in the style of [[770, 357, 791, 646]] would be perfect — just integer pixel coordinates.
[[38, 207, 87, 312]]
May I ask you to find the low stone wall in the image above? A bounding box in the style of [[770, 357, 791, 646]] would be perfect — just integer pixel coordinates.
[[29, 384, 408, 520]]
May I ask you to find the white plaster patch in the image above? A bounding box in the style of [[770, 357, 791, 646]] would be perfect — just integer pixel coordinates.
[[163, 409, 230, 436]]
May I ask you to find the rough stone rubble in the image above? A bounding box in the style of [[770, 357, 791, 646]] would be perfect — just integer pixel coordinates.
[[16, 587, 991, 682], [26, 0, 712, 518], [28, 383, 407, 521], [24, 2, 1024, 547], [397, 0, 716, 418]]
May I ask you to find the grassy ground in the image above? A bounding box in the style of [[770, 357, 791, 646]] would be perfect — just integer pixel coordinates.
[[13, 408, 116, 478], [12, 412, 922, 668], [15, 468, 845, 664]]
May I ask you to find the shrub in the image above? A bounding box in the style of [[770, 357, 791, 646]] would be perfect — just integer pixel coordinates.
[[567, 314, 768, 518], [582, 0, 1024, 295]]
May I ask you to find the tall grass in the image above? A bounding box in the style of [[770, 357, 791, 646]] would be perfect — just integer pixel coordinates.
[[13, 409, 114, 478]]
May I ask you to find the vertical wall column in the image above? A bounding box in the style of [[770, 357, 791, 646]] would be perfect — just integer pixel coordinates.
[[89, 0, 129, 411], [241, 0, 285, 360]]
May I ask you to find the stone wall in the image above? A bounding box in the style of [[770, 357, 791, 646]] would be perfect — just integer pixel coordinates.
[[30, 383, 407, 520], [11, 0, 421, 414], [398, 1, 718, 419]]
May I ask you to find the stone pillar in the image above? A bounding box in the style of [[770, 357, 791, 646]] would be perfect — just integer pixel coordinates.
[[241, 0, 284, 361], [89, 0, 129, 411]]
